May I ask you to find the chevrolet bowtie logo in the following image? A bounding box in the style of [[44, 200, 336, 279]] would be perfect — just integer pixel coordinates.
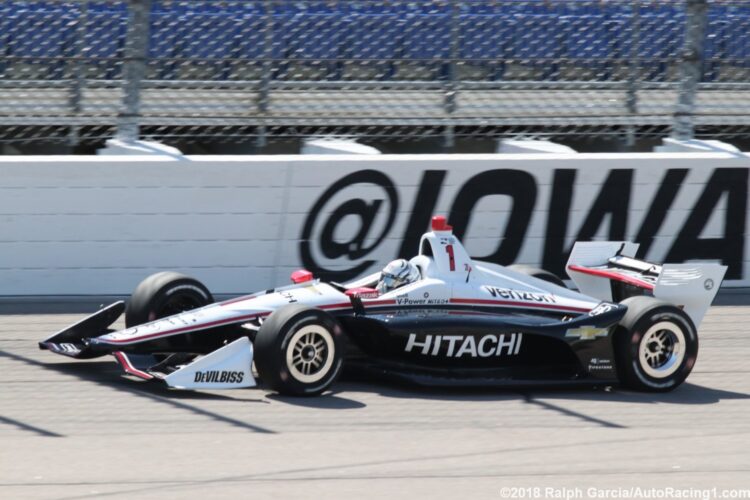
[[565, 326, 609, 340]]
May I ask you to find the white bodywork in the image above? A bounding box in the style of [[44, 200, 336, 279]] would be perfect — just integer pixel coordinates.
[[653, 264, 728, 327], [163, 337, 256, 390], [567, 241, 727, 326]]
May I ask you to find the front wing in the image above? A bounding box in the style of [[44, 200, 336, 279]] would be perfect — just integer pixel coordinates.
[[39, 303, 255, 390]]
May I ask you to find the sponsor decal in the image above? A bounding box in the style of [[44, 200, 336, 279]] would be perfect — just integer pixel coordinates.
[[395, 294, 449, 306], [704, 278, 714, 290], [194, 370, 245, 384], [404, 333, 523, 357], [588, 358, 614, 371], [565, 326, 609, 341], [58, 343, 79, 353], [588, 303, 616, 317], [300, 168, 747, 282], [483, 286, 556, 304]]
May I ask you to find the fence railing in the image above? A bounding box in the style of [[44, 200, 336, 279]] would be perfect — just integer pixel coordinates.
[[0, 0, 747, 147]]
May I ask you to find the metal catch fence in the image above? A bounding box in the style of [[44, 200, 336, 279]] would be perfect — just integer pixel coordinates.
[[0, 0, 748, 148]]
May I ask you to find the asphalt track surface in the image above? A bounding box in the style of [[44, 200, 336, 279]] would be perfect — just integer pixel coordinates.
[[1, 299, 749, 499]]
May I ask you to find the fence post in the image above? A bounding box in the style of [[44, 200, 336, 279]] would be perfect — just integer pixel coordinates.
[[443, 0, 460, 150], [117, 0, 151, 143], [256, 0, 274, 149], [673, 0, 708, 141], [68, 0, 89, 146], [625, 1, 641, 147]]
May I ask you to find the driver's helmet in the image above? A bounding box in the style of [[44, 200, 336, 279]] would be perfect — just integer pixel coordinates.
[[376, 259, 420, 294]]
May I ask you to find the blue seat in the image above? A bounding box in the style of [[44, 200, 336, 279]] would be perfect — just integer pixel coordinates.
[[171, 13, 237, 60], [709, 15, 750, 82], [278, 13, 342, 60], [232, 10, 275, 61], [149, 3, 252, 79], [81, 7, 128, 79], [460, 14, 512, 60], [400, 11, 452, 80], [343, 13, 401, 80], [5, 3, 76, 79], [401, 13, 451, 60], [5, 0, 742, 86], [507, 14, 567, 80], [635, 14, 684, 81], [0, 3, 11, 74], [175, 13, 238, 79], [275, 12, 344, 79], [703, 19, 729, 81], [345, 12, 400, 59], [217, 5, 273, 80], [565, 15, 614, 59], [564, 15, 620, 81], [148, 11, 181, 79], [459, 13, 515, 80], [721, 16, 750, 63]]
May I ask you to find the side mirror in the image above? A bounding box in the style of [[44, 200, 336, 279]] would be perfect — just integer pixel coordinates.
[[345, 287, 380, 299]]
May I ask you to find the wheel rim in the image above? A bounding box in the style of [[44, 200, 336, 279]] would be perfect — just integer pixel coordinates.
[[285, 324, 335, 384], [638, 321, 686, 378]]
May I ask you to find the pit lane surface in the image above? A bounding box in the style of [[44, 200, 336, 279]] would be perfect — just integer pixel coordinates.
[[1, 301, 749, 499]]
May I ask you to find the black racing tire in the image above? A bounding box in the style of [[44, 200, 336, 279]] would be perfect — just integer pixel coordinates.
[[507, 264, 567, 288], [614, 296, 698, 392], [125, 272, 213, 328], [254, 304, 344, 397]]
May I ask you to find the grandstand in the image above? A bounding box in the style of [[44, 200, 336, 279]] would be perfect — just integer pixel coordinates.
[[0, 0, 749, 150]]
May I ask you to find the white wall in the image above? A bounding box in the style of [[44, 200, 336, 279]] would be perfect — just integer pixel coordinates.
[[1, 153, 748, 295]]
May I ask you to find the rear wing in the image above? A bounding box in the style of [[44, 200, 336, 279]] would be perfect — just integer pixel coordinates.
[[566, 241, 726, 327]]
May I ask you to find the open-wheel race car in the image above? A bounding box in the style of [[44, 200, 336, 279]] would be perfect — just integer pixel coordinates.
[[40, 216, 726, 395]]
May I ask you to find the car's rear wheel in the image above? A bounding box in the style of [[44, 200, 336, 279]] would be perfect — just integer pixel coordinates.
[[507, 264, 567, 288], [254, 304, 344, 396], [614, 296, 698, 392], [125, 272, 213, 327]]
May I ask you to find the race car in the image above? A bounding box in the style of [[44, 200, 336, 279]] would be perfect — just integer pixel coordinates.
[[40, 216, 726, 395]]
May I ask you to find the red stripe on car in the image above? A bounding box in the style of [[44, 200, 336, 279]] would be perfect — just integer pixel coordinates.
[[113, 351, 154, 380], [567, 264, 655, 291]]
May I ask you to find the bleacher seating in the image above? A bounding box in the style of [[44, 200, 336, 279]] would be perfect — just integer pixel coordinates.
[[0, 0, 746, 82]]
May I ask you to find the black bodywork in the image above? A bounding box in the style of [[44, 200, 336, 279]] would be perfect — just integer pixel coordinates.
[[334, 303, 626, 386], [41, 295, 628, 388]]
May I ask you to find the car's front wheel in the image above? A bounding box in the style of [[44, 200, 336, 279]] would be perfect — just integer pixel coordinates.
[[125, 272, 213, 327], [614, 296, 698, 392], [254, 304, 344, 396]]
